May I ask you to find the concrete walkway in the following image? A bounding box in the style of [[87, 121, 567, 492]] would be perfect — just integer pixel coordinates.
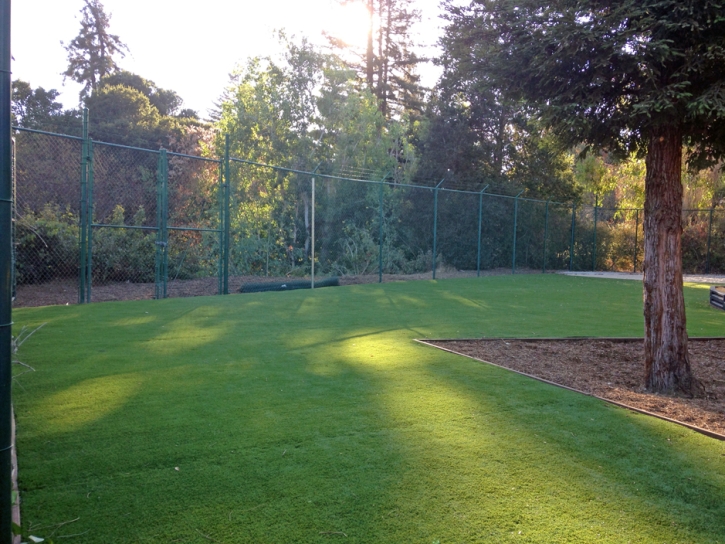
[[558, 271, 725, 285]]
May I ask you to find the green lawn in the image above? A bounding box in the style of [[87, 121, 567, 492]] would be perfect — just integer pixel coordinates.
[[12, 275, 725, 543]]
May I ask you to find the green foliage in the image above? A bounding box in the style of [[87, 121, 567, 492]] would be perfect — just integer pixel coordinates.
[[444, 0, 725, 165], [63, 0, 129, 99], [11, 80, 82, 134], [91, 205, 156, 283], [14, 205, 79, 285]]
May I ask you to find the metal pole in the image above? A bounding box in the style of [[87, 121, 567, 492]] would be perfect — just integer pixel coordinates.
[[86, 140, 94, 303], [223, 135, 230, 295], [1, 0, 14, 539], [217, 165, 223, 295], [162, 150, 168, 299], [432, 179, 444, 279], [311, 177, 315, 289], [9, 137, 13, 302], [705, 207, 714, 274], [592, 195, 598, 272], [512, 190, 523, 274], [633, 209, 639, 273], [155, 151, 163, 299], [542, 200, 550, 274], [79, 109, 89, 304], [569, 204, 576, 271], [378, 177, 384, 283], [477, 185, 489, 277]]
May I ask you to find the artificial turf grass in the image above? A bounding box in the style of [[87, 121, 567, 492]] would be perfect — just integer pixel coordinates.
[[11, 274, 725, 543]]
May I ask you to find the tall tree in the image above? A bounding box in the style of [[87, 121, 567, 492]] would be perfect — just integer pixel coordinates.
[[443, 0, 725, 394], [63, 0, 128, 99], [328, 0, 423, 118]]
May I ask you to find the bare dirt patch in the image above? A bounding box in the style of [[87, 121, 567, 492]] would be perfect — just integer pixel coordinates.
[[427, 338, 725, 437], [12, 268, 540, 308]]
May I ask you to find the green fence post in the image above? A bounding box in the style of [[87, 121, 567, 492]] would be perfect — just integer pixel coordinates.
[[154, 149, 169, 299], [569, 204, 576, 271], [86, 140, 94, 303], [217, 164, 223, 295], [432, 179, 445, 279], [477, 184, 489, 277], [633, 209, 639, 273], [155, 151, 163, 299], [592, 196, 598, 271], [1, 0, 13, 538], [512, 190, 523, 274], [542, 200, 550, 274], [223, 135, 230, 295], [378, 176, 384, 284], [311, 175, 315, 289], [9, 137, 14, 301], [79, 108, 89, 304]]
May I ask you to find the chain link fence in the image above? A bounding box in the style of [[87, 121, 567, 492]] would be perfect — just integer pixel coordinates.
[[11, 126, 725, 307]]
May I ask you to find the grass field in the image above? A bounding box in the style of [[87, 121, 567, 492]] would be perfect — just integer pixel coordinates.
[[12, 275, 725, 543]]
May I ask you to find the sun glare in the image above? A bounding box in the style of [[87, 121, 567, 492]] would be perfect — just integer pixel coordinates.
[[322, 1, 371, 50]]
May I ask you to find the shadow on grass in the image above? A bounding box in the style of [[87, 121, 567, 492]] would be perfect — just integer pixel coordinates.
[[12, 275, 725, 542]]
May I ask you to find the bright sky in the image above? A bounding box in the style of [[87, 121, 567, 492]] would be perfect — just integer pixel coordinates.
[[12, 0, 445, 120]]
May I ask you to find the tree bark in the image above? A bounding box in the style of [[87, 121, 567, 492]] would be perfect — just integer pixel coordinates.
[[643, 125, 696, 394]]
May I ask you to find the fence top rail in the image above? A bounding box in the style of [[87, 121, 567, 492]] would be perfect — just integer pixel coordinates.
[[13, 126, 84, 141], [167, 151, 220, 163], [229, 156, 577, 206], [17, 126, 725, 214]]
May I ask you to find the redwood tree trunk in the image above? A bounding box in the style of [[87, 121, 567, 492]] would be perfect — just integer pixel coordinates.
[[643, 125, 695, 394]]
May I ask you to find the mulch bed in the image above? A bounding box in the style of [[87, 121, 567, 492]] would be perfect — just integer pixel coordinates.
[[426, 338, 725, 438]]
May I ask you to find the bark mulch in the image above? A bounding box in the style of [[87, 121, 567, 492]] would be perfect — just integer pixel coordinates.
[[426, 338, 725, 438]]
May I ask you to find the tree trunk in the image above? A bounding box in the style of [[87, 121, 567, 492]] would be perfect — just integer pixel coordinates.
[[643, 125, 696, 395], [366, 0, 374, 90]]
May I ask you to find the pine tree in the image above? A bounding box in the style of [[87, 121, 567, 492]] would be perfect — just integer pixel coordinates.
[[63, 0, 128, 99], [329, 0, 423, 118]]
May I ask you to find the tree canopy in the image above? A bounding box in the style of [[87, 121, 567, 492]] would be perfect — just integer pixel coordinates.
[[441, 0, 725, 394]]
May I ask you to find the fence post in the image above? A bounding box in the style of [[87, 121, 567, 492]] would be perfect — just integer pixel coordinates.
[[378, 177, 384, 284], [79, 108, 89, 304], [592, 195, 598, 271], [223, 135, 230, 295], [86, 140, 94, 303], [9, 138, 14, 301], [0, 1, 13, 538], [705, 208, 714, 274], [311, 176, 315, 289], [432, 179, 445, 279], [217, 164, 223, 295], [477, 184, 489, 277], [633, 209, 639, 273], [512, 190, 523, 274], [542, 200, 550, 274], [155, 149, 169, 299], [569, 204, 576, 271]]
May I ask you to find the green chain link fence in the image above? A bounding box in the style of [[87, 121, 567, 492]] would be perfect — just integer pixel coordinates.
[[11, 122, 725, 307]]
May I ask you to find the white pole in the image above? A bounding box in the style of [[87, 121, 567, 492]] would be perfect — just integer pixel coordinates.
[[311, 177, 315, 289]]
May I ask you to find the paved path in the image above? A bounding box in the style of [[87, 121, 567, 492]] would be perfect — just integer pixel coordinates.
[[558, 271, 725, 285]]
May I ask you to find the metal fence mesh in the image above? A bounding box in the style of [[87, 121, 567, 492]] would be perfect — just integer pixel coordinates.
[[11, 127, 725, 307]]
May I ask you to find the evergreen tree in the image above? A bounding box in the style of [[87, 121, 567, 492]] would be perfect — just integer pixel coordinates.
[[328, 0, 424, 118], [63, 0, 129, 99]]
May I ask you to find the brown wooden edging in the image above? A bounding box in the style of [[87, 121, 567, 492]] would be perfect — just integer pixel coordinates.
[[416, 337, 725, 442]]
